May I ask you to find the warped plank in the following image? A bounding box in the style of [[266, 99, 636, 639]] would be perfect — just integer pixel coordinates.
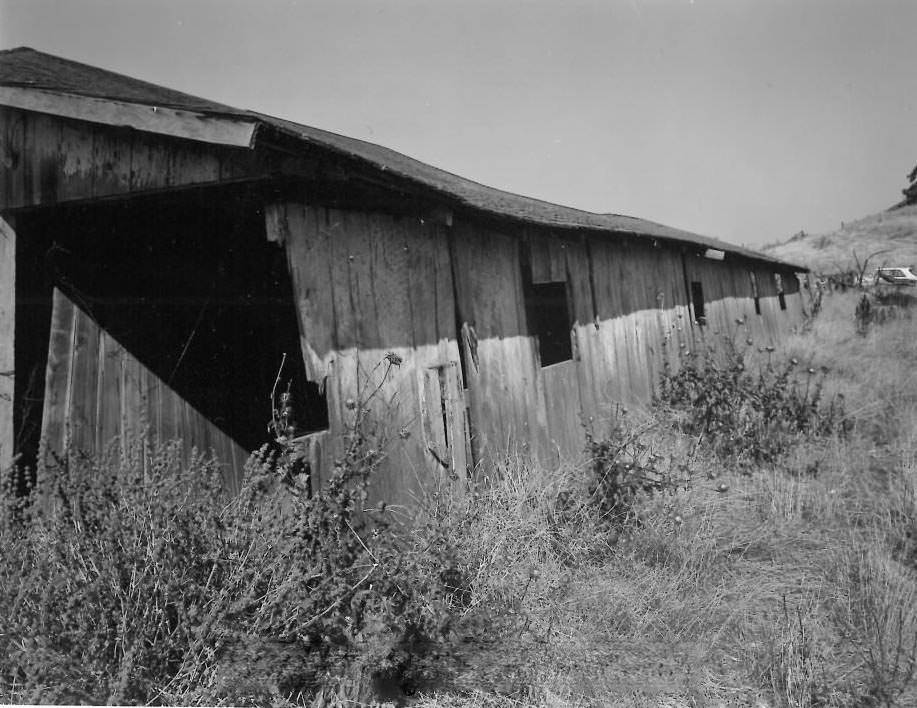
[[0, 217, 13, 469], [40, 288, 77, 455]]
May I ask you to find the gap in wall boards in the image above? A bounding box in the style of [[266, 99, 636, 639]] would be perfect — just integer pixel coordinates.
[[690, 281, 706, 324], [749, 271, 762, 315]]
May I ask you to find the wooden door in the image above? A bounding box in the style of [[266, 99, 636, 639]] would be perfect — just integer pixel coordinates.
[[41, 288, 248, 493]]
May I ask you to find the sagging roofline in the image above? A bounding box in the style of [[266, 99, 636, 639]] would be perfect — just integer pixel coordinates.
[[0, 46, 807, 273]]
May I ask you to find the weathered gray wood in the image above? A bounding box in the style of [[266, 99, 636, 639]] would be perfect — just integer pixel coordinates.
[[68, 301, 100, 455], [542, 359, 583, 463], [42, 289, 248, 490], [0, 217, 14, 469], [0, 87, 258, 147], [0, 108, 277, 209], [41, 288, 77, 455], [274, 201, 337, 382]]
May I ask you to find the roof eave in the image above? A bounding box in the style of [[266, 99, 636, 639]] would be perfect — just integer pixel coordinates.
[[0, 85, 259, 148]]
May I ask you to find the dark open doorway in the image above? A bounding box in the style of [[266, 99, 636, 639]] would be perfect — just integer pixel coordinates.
[[13, 184, 327, 479]]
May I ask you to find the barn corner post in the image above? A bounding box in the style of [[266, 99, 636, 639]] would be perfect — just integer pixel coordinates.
[[0, 215, 14, 475]]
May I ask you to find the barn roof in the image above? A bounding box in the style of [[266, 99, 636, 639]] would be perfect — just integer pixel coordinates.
[[0, 46, 803, 270]]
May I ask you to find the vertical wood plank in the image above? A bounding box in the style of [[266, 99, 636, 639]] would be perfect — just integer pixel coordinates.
[[27, 113, 62, 206], [0, 217, 14, 469], [278, 202, 337, 382], [1, 108, 27, 209], [166, 140, 220, 187], [542, 360, 583, 462], [40, 288, 77, 458], [97, 329, 123, 453], [58, 120, 95, 202], [130, 132, 171, 192], [91, 126, 131, 198], [441, 361, 468, 484], [68, 305, 100, 456]]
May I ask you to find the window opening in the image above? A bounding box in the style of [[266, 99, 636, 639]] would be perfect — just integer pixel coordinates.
[[528, 281, 573, 366], [749, 271, 762, 315], [775, 273, 787, 311], [690, 281, 706, 324]]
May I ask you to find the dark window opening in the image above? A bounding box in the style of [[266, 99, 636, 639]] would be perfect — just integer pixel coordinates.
[[690, 281, 706, 324], [13, 185, 329, 477], [749, 271, 762, 315], [528, 281, 573, 366], [775, 273, 787, 311]]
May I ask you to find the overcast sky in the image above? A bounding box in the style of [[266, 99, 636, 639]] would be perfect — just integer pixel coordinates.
[[2, 0, 916, 248]]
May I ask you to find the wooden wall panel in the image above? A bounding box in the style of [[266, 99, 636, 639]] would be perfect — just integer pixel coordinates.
[[680, 255, 805, 356], [41, 288, 247, 493], [0, 108, 258, 210], [0, 217, 14, 469], [273, 200, 469, 507], [451, 219, 547, 465], [541, 360, 583, 462]]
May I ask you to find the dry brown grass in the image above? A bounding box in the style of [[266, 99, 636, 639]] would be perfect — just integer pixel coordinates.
[[414, 290, 917, 707], [5, 290, 916, 707], [763, 205, 917, 274]]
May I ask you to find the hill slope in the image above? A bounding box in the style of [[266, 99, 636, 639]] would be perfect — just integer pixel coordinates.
[[763, 204, 917, 274]]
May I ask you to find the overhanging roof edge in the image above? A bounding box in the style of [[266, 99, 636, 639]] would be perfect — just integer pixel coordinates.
[[0, 86, 258, 148]]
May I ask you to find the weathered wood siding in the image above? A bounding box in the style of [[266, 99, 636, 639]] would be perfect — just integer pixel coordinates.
[[681, 254, 804, 350], [0, 217, 13, 469], [582, 236, 694, 410], [41, 288, 247, 492], [450, 220, 547, 464], [0, 107, 267, 209], [270, 202, 806, 498], [267, 200, 467, 507]]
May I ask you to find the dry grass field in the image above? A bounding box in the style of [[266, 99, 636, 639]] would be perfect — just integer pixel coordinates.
[[408, 290, 917, 707], [763, 205, 917, 275], [3, 288, 917, 707]]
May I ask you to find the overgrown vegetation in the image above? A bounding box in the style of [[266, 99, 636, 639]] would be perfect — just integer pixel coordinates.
[[0, 379, 465, 705], [657, 335, 847, 467], [3, 289, 917, 706]]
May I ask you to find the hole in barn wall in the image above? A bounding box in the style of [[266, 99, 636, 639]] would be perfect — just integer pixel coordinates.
[[749, 271, 762, 315], [527, 281, 573, 367], [13, 185, 329, 469], [690, 281, 706, 325]]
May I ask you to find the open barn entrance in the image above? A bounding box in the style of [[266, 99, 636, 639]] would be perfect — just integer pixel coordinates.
[[13, 184, 325, 480]]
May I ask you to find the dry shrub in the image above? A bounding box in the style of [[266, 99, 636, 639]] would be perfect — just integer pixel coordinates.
[[0, 423, 465, 705]]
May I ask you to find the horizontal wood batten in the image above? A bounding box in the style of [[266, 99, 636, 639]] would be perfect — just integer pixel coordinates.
[[0, 87, 258, 147]]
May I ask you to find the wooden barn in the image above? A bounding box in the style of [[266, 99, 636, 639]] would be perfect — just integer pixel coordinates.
[[0, 48, 807, 503]]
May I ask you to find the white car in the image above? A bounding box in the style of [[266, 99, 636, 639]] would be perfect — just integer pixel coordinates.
[[870, 267, 917, 287]]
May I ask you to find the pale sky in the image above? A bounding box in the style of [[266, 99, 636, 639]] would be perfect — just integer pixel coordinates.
[[2, 0, 916, 248]]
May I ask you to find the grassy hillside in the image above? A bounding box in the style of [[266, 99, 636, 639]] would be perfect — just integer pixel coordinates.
[[4, 292, 917, 707], [763, 204, 917, 274]]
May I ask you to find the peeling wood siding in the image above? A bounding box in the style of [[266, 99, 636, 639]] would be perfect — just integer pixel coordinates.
[[41, 289, 247, 493], [0, 107, 265, 209], [270, 200, 467, 504], [0, 217, 13, 469]]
